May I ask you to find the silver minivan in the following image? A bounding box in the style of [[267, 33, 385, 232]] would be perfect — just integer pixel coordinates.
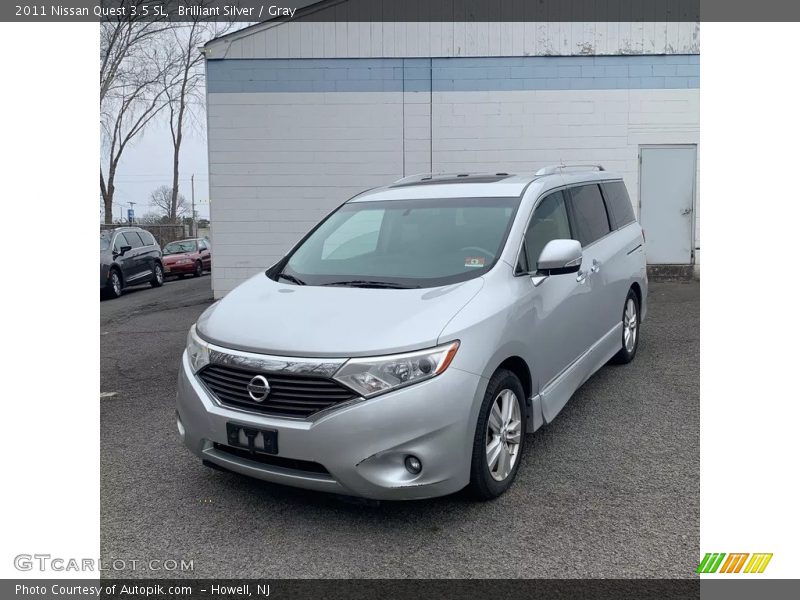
[[177, 165, 647, 500]]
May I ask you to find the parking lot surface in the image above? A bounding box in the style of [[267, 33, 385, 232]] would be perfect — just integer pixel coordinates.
[[101, 276, 699, 578]]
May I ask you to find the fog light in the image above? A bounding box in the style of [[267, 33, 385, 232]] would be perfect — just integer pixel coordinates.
[[404, 455, 422, 474], [176, 411, 185, 440]]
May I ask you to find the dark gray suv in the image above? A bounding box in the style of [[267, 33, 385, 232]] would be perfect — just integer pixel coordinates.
[[100, 227, 164, 299]]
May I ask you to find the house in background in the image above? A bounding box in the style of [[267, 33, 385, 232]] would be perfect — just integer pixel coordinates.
[[203, 2, 699, 297]]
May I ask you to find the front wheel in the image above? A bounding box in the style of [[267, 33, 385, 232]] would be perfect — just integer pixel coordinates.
[[467, 369, 526, 500], [104, 269, 123, 299], [610, 289, 640, 364], [150, 263, 164, 288], [193, 260, 203, 277]]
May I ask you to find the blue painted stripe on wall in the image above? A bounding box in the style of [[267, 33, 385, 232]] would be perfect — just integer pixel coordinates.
[[207, 55, 699, 94]]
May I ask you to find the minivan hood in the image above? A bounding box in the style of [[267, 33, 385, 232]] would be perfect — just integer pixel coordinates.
[[196, 274, 484, 357]]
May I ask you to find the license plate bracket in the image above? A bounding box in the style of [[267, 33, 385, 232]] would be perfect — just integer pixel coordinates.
[[226, 422, 278, 455]]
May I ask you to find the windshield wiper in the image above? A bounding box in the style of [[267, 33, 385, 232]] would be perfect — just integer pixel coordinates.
[[277, 273, 306, 285], [322, 280, 415, 289]]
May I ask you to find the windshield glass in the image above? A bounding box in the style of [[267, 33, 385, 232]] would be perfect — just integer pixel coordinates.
[[279, 197, 520, 288], [100, 232, 111, 251], [163, 240, 197, 255]]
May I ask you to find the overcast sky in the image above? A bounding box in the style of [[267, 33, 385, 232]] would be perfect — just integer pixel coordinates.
[[105, 111, 211, 223]]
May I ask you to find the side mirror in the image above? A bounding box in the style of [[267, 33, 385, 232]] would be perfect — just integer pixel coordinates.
[[118, 245, 132, 256], [537, 239, 582, 275]]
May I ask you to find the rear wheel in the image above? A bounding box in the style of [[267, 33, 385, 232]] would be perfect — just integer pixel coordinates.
[[150, 263, 164, 288], [610, 289, 640, 364], [193, 260, 203, 277], [468, 369, 526, 500]]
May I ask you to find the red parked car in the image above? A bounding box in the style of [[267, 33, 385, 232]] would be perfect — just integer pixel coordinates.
[[162, 238, 211, 278]]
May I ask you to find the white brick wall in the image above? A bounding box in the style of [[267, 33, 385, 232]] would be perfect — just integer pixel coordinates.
[[208, 86, 698, 297], [432, 88, 699, 266], [208, 90, 407, 295]]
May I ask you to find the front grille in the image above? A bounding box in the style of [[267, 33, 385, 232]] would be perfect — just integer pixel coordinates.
[[198, 364, 356, 418], [212, 443, 330, 475]]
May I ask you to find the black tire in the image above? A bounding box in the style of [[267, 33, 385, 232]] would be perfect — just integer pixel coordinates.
[[467, 369, 527, 500], [150, 262, 164, 288], [103, 268, 123, 299], [193, 260, 203, 277], [610, 288, 640, 364], [177, 274, 185, 280]]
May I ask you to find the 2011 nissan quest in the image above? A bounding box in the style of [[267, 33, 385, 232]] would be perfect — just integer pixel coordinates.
[[177, 165, 647, 500]]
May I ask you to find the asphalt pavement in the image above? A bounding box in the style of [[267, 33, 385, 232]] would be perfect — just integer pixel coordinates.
[[100, 275, 699, 578]]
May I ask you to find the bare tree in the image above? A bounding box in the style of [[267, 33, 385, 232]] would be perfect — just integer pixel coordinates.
[[149, 185, 189, 219], [99, 2, 172, 224], [100, 2, 170, 103], [100, 52, 172, 224], [160, 12, 235, 222]]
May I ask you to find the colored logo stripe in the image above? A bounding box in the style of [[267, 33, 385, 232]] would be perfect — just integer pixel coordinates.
[[719, 553, 749, 573], [697, 553, 726, 573], [744, 553, 773, 574], [697, 552, 773, 574]]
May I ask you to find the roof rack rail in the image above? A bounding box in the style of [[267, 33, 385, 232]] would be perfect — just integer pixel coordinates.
[[392, 172, 515, 185], [392, 173, 438, 185], [393, 172, 483, 185], [535, 164, 605, 176]]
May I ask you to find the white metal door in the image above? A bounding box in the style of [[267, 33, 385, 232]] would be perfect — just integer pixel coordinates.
[[639, 145, 697, 264]]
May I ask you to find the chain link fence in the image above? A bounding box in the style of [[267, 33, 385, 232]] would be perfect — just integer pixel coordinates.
[[100, 223, 192, 248]]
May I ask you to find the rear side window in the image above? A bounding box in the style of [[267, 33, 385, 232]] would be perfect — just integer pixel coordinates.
[[567, 184, 611, 246], [524, 190, 573, 269], [601, 181, 636, 229], [138, 230, 156, 246], [122, 232, 144, 248]]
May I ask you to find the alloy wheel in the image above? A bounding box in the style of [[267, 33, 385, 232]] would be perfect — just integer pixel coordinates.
[[485, 389, 522, 481], [111, 272, 121, 296], [624, 298, 638, 352]]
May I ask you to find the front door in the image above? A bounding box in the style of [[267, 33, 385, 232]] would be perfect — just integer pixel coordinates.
[[639, 145, 697, 264]]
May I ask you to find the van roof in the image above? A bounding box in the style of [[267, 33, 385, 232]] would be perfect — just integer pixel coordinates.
[[349, 166, 623, 202]]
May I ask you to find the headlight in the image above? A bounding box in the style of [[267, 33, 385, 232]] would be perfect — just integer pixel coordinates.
[[333, 341, 459, 398], [186, 325, 210, 373]]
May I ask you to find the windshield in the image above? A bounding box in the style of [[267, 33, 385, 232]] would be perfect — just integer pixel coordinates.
[[277, 197, 520, 288], [100, 232, 111, 251], [163, 240, 197, 255]]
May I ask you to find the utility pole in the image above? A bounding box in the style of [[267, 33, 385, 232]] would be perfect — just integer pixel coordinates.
[[191, 174, 196, 238]]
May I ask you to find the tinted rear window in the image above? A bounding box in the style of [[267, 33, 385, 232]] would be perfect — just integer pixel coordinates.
[[601, 181, 636, 229], [122, 232, 144, 248], [139, 230, 156, 246], [567, 184, 611, 246]]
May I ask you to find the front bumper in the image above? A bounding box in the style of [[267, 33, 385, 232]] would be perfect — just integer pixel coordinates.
[[176, 351, 485, 500]]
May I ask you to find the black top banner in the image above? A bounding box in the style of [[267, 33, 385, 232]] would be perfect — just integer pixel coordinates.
[[4, 0, 800, 23]]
